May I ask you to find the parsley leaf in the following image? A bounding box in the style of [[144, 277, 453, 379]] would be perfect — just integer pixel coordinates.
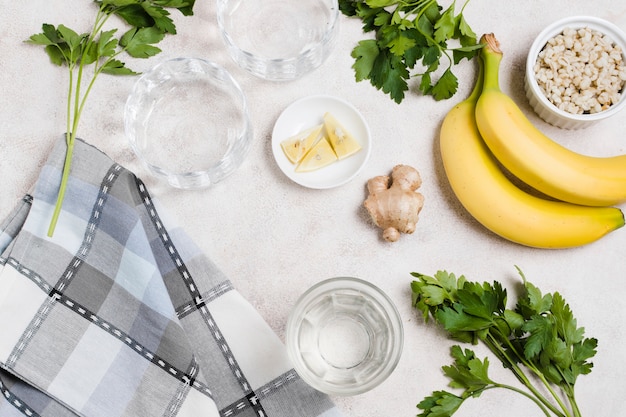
[[417, 391, 464, 417], [351, 39, 380, 81], [339, 0, 482, 102], [371, 49, 410, 103], [102, 59, 138, 75], [120, 26, 165, 58], [443, 346, 494, 391], [433, 5, 456, 44], [431, 68, 459, 100]]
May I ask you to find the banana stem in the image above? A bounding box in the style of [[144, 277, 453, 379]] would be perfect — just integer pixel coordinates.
[[466, 54, 483, 104], [480, 33, 503, 92]]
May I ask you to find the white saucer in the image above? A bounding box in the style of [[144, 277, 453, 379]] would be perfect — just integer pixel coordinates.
[[271, 95, 371, 189]]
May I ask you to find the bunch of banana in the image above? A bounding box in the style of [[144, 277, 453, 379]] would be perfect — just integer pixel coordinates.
[[439, 34, 625, 249], [476, 34, 626, 207]]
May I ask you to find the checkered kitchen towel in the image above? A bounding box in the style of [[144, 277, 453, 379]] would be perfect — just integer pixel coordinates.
[[0, 138, 342, 417]]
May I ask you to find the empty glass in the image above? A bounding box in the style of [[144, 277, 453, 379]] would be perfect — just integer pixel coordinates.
[[124, 58, 252, 189], [217, 0, 340, 81]]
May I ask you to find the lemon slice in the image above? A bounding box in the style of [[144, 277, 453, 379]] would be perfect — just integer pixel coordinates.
[[296, 137, 338, 172], [280, 124, 324, 164], [323, 112, 362, 159]]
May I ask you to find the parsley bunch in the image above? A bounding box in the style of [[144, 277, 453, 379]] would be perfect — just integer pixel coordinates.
[[338, 0, 483, 103], [411, 269, 597, 417], [27, 0, 195, 236]]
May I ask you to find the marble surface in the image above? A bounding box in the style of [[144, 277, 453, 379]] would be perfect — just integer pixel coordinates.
[[2, 1, 626, 416]]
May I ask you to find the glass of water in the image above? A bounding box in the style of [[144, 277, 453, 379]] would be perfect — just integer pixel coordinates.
[[286, 277, 404, 396]]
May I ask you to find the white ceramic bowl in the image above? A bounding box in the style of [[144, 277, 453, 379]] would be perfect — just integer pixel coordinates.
[[217, 0, 340, 81], [525, 16, 626, 129], [286, 277, 403, 396], [125, 58, 253, 189]]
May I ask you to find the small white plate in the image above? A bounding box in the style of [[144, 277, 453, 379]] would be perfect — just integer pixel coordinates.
[[272, 95, 372, 189]]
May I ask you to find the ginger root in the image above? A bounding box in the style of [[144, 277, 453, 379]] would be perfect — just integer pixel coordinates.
[[364, 164, 425, 242]]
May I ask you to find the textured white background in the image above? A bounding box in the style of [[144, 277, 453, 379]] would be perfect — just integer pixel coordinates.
[[1, 1, 626, 416]]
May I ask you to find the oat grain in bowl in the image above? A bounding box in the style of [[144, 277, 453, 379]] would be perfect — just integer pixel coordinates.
[[534, 26, 626, 115]]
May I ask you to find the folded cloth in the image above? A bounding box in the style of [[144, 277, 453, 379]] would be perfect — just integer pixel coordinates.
[[0, 138, 342, 417]]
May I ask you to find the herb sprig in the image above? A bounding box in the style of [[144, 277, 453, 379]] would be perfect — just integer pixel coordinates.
[[338, 0, 483, 103], [411, 268, 597, 417], [27, 0, 195, 236]]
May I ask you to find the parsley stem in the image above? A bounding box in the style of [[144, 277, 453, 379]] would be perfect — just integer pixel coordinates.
[[47, 6, 111, 237], [459, 0, 471, 13], [47, 51, 79, 237], [557, 369, 581, 417], [66, 69, 74, 146], [34, 0, 194, 237], [404, 0, 435, 16], [484, 333, 568, 417], [47, 131, 75, 237], [567, 392, 582, 417], [508, 349, 573, 417], [488, 384, 553, 417]]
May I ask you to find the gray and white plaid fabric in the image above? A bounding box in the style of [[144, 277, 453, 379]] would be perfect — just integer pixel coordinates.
[[0, 138, 342, 417]]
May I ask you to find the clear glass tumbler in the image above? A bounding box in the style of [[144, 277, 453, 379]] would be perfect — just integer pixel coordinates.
[[217, 0, 340, 81], [286, 277, 403, 396], [125, 58, 252, 189]]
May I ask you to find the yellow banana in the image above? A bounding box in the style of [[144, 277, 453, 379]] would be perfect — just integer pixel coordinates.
[[440, 59, 624, 249], [475, 33, 626, 207]]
